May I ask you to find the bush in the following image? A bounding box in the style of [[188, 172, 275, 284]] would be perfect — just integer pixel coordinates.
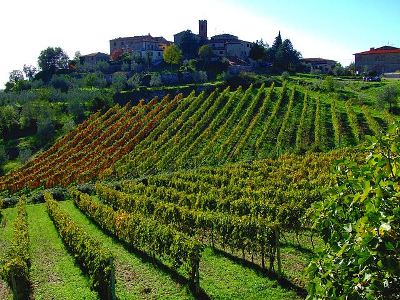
[[308, 122, 400, 299]]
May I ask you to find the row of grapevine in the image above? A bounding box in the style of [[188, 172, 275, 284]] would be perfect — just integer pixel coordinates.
[[156, 87, 231, 172], [219, 84, 264, 160], [95, 183, 283, 273], [362, 105, 381, 136], [314, 97, 322, 150], [70, 189, 203, 290], [0, 198, 30, 299], [345, 101, 361, 144], [255, 82, 288, 150], [44, 192, 116, 299], [195, 86, 247, 164], [276, 87, 296, 152], [176, 87, 243, 169], [124, 91, 213, 177]]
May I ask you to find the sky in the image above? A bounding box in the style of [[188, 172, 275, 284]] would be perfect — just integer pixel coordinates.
[[0, 0, 399, 88]]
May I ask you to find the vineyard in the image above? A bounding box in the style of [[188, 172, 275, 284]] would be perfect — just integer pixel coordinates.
[[0, 81, 398, 299], [0, 82, 394, 192]]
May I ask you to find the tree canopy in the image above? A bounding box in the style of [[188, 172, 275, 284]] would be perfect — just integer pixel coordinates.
[[38, 47, 69, 73], [178, 31, 201, 59], [266, 32, 301, 72], [163, 44, 182, 68], [249, 40, 268, 61]]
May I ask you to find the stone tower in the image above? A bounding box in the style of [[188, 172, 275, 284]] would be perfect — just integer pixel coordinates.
[[199, 20, 208, 40]]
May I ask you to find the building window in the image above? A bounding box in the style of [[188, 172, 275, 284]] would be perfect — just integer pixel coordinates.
[[219, 51, 224, 55], [114, 42, 116, 46], [247, 44, 250, 47], [158, 52, 161, 56]]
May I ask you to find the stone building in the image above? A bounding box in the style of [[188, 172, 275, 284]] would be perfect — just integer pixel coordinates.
[[354, 46, 400, 74], [174, 20, 251, 60], [208, 34, 251, 59], [301, 58, 336, 73], [109, 35, 171, 64], [80, 52, 109, 66]]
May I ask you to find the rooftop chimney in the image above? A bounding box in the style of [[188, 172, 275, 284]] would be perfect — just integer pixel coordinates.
[[370, 47, 375, 51]]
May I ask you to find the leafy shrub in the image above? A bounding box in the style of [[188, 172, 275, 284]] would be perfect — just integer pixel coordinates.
[[308, 122, 400, 299]]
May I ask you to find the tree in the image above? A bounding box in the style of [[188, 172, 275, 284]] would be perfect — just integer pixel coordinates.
[[178, 31, 201, 59], [378, 84, 399, 113], [149, 73, 162, 87], [18, 148, 32, 164], [274, 39, 301, 72], [95, 61, 110, 73], [67, 99, 85, 123], [84, 72, 106, 88], [198, 45, 213, 67], [9, 70, 24, 84], [271, 31, 283, 52], [22, 65, 37, 80], [111, 72, 127, 92], [193, 71, 208, 83], [0, 139, 8, 165], [249, 40, 268, 61], [38, 47, 69, 73], [37, 118, 55, 145], [266, 31, 283, 66], [163, 44, 182, 70], [50, 74, 72, 92], [127, 73, 142, 89], [344, 62, 356, 76], [332, 63, 345, 76]]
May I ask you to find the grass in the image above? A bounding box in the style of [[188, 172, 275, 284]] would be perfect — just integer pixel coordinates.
[[200, 248, 302, 300], [26, 203, 97, 300], [60, 200, 305, 299]]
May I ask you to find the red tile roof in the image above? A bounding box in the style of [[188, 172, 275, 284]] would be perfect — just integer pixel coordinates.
[[354, 46, 400, 55]]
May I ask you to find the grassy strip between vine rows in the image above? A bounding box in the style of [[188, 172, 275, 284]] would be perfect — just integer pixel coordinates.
[[44, 192, 116, 300], [0, 197, 30, 299]]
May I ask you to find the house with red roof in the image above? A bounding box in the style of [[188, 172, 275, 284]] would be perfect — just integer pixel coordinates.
[[354, 46, 400, 74]]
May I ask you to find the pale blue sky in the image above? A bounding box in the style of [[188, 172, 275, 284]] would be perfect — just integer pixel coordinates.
[[1, 0, 399, 88], [234, 0, 400, 52]]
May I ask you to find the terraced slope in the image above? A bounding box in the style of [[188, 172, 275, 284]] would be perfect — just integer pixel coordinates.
[[0, 83, 395, 191]]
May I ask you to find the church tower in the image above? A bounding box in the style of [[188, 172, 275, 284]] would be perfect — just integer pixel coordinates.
[[199, 20, 208, 40]]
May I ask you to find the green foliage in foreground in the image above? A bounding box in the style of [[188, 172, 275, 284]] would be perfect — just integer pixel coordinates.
[[308, 122, 400, 299]]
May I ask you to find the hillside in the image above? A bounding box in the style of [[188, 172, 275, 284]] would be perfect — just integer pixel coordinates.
[[0, 81, 395, 192], [0, 79, 398, 299]]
